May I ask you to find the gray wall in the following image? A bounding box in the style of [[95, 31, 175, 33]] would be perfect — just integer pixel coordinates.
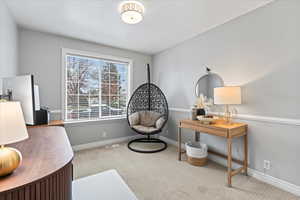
[[18, 28, 152, 145], [153, 0, 300, 185], [0, 0, 18, 94]]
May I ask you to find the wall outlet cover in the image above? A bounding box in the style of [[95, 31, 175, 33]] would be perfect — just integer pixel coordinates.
[[102, 132, 107, 138], [264, 160, 271, 170]]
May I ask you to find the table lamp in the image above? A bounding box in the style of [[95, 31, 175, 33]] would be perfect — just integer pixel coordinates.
[[214, 86, 241, 124], [0, 101, 29, 177]]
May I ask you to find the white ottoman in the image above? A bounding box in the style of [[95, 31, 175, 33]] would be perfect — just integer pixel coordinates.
[[73, 169, 138, 200]]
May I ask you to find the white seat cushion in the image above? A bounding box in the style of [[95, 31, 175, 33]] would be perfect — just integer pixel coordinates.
[[132, 125, 159, 133], [155, 116, 166, 129], [139, 111, 162, 127], [73, 169, 138, 200], [128, 112, 140, 126]]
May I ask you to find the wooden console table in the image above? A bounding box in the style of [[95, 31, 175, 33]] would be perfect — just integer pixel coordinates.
[[27, 120, 64, 128], [0, 127, 73, 200], [178, 119, 248, 187]]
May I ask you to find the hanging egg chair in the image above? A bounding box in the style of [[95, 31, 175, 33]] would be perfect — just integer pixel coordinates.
[[127, 64, 168, 153]]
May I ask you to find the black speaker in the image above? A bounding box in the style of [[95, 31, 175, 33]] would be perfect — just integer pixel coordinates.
[[35, 109, 48, 125], [196, 108, 206, 116]]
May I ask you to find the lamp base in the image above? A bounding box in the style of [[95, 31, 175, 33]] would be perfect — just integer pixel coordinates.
[[223, 104, 231, 124], [0, 146, 22, 177]]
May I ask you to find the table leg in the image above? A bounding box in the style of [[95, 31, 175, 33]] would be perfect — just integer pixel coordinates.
[[244, 133, 248, 175], [178, 125, 182, 161], [195, 131, 200, 142], [227, 137, 232, 187]]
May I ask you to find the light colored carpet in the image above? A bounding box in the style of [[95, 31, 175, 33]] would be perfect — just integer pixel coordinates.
[[73, 143, 299, 200]]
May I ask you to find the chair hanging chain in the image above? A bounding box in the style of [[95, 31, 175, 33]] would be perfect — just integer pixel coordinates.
[[147, 64, 151, 111]]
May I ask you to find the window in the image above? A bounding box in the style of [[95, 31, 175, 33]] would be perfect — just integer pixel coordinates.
[[63, 49, 131, 122]]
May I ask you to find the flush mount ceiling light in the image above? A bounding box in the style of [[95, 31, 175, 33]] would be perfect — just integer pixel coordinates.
[[119, 1, 145, 24]]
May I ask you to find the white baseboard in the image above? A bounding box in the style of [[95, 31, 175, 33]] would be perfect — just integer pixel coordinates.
[[247, 168, 300, 196], [160, 136, 300, 196], [160, 135, 181, 147], [72, 135, 139, 152]]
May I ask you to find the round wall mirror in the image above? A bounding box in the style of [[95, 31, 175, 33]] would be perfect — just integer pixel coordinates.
[[195, 70, 224, 102]]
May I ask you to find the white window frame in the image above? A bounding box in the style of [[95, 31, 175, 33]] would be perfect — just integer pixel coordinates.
[[61, 48, 133, 123]]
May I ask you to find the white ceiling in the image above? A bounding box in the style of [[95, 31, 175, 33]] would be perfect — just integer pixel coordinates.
[[5, 0, 273, 55]]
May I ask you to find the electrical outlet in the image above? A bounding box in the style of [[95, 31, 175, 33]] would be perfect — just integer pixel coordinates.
[[102, 132, 107, 138], [166, 129, 169, 135], [263, 160, 271, 170]]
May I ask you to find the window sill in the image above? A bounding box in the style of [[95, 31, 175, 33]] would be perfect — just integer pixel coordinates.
[[64, 116, 127, 126]]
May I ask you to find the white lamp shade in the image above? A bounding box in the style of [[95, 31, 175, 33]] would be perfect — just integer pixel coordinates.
[[0, 102, 29, 145], [214, 87, 242, 105]]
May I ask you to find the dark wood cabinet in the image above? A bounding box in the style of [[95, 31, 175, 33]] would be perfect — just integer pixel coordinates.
[[0, 127, 74, 200]]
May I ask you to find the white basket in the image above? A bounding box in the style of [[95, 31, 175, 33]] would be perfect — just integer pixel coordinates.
[[185, 142, 208, 158]]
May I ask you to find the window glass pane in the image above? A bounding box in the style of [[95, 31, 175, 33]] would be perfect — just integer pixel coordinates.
[[109, 63, 118, 73], [101, 73, 110, 84], [67, 94, 78, 120], [68, 109, 78, 120], [67, 56, 79, 82], [90, 96, 99, 105], [65, 54, 129, 121], [101, 84, 109, 96], [79, 62, 98, 95], [79, 95, 91, 119], [101, 96, 110, 117], [90, 88, 99, 95], [110, 73, 119, 84], [101, 105, 110, 117], [67, 82, 78, 95], [101, 96, 109, 105], [120, 72, 128, 96], [110, 96, 119, 108], [119, 95, 127, 112], [110, 85, 119, 95], [67, 95, 77, 107], [110, 96, 122, 116], [102, 64, 110, 73], [90, 106, 99, 118]]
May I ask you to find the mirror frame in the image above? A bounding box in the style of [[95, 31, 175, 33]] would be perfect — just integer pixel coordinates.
[[194, 71, 224, 99]]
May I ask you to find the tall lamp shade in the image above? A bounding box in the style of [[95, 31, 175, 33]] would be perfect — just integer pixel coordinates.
[[214, 86, 241, 105], [214, 87, 241, 123], [0, 101, 28, 176]]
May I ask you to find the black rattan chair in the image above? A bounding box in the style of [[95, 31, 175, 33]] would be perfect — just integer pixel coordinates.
[[127, 64, 168, 153]]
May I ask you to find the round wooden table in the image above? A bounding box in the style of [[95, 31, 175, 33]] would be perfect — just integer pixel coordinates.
[[0, 127, 74, 200]]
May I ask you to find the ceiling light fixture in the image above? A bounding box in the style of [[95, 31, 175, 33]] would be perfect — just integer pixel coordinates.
[[119, 1, 145, 24]]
